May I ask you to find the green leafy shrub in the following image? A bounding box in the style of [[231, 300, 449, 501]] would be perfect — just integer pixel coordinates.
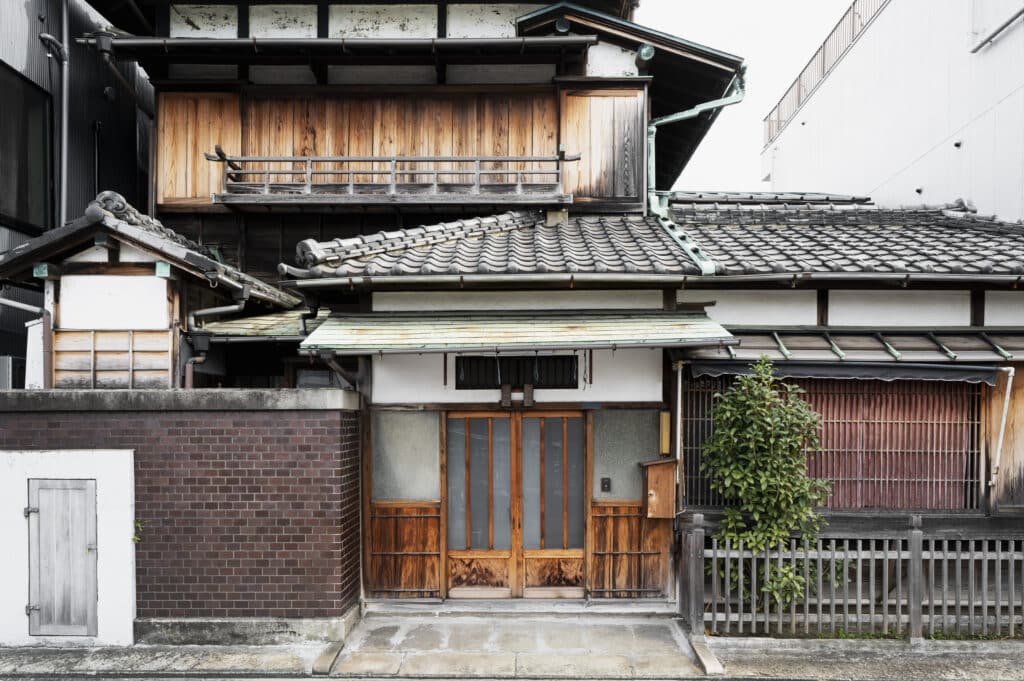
[[701, 357, 831, 606]]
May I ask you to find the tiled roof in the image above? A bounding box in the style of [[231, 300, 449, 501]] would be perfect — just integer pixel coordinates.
[[0, 192, 301, 309], [280, 211, 703, 278], [671, 205, 1024, 276], [276, 201, 1024, 284]]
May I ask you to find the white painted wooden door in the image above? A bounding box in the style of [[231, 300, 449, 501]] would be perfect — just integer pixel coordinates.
[[27, 479, 98, 636]]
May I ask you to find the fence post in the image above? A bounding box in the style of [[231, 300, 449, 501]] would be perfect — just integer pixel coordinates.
[[908, 515, 924, 640], [683, 513, 706, 632]]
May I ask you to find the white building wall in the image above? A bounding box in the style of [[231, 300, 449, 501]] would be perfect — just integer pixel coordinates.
[[24, 319, 44, 389], [829, 290, 971, 327], [371, 349, 662, 404], [0, 450, 135, 646], [446, 4, 545, 38], [985, 291, 1024, 325], [59, 276, 169, 331], [762, 0, 1024, 222], [329, 4, 437, 38], [249, 5, 317, 37], [169, 4, 238, 37], [677, 290, 817, 326], [586, 42, 639, 78]]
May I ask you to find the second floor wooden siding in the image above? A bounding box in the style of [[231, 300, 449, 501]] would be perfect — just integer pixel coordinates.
[[156, 86, 645, 208]]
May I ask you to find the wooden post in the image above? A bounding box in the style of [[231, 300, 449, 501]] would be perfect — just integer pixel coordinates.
[[683, 513, 706, 632], [908, 514, 924, 640]]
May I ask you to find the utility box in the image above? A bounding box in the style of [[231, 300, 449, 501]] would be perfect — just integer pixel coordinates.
[[639, 459, 675, 519]]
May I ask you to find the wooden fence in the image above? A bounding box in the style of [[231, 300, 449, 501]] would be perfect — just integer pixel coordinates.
[[681, 514, 1024, 638]]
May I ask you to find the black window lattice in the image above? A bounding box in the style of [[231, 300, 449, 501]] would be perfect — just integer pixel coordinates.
[[455, 355, 578, 390]]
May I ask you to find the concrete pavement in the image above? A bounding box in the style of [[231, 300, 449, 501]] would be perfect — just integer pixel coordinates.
[[330, 613, 701, 678]]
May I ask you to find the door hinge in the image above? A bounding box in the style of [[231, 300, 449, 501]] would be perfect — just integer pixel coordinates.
[[25, 604, 39, 616], [23, 506, 38, 517]]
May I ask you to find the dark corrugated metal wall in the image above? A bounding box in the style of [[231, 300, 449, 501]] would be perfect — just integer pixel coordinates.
[[0, 0, 152, 373]]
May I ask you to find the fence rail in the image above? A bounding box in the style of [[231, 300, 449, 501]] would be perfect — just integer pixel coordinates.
[[763, 0, 890, 145], [682, 514, 1024, 639], [205, 147, 578, 203]]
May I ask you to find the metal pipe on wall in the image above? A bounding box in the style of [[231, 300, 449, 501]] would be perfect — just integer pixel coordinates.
[[988, 365, 1016, 486], [61, 0, 68, 226]]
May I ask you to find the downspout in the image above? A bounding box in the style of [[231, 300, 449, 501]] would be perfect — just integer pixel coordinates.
[[61, 0, 69, 225], [988, 366, 1016, 487], [184, 286, 250, 387], [646, 68, 745, 275], [92, 33, 155, 120], [186, 284, 251, 332], [38, 0, 69, 224]]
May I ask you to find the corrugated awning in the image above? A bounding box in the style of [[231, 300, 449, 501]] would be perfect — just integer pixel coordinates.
[[300, 311, 733, 356], [674, 327, 1024, 385]]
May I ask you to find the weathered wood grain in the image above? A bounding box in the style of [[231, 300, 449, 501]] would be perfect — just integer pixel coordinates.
[[367, 501, 441, 598]]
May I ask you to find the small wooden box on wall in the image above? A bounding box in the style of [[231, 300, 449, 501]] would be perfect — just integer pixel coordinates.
[[639, 459, 675, 519]]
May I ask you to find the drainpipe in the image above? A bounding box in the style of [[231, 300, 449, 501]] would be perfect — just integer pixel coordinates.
[[646, 68, 746, 215], [184, 354, 206, 389], [93, 33, 155, 120], [39, 0, 69, 224], [183, 285, 250, 388], [646, 68, 745, 275], [988, 366, 1016, 487], [186, 284, 251, 332]]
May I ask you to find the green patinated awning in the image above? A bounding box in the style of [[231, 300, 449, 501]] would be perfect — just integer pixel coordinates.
[[204, 308, 329, 339], [299, 311, 733, 356]]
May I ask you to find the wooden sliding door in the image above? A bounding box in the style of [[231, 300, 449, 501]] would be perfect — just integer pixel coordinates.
[[520, 414, 585, 598], [446, 413, 516, 598], [445, 411, 585, 598]]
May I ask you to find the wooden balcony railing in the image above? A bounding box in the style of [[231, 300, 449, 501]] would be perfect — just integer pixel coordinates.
[[205, 146, 578, 206]]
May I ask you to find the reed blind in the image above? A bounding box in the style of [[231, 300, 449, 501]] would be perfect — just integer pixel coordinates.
[[681, 376, 983, 512]]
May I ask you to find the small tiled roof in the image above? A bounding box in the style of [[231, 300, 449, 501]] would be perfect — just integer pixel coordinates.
[[280, 211, 703, 278], [671, 204, 1024, 277], [0, 191, 300, 308]]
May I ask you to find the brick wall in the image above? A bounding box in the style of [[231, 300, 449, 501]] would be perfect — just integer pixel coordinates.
[[0, 410, 361, 618]]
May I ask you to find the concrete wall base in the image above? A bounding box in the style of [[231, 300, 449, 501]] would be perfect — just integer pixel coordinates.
[[135, 605, 361, 645]]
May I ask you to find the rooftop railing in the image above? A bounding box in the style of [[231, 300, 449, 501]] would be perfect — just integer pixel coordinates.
[[205, 146, 579, 206], [763, 0, 890, 146]]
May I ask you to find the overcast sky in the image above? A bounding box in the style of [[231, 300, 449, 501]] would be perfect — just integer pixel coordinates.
[[633, 0, 851, 191]]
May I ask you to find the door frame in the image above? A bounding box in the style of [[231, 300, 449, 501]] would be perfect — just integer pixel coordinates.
[[441, 409, 592, 598]]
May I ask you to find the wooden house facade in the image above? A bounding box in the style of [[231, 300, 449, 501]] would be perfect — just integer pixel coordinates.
[[1, 0, 1024, 647]]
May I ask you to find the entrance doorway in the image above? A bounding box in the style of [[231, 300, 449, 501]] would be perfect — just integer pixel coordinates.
[[445, 412, 586, 598]]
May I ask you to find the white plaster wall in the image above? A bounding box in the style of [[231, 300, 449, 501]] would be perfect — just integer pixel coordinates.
[[59, 276, 169, 331], [986, 291, 1024, 326], [249, 5, 317, 38], [372, 290, 664, 311], [587, 41, 638, 78], [0, 450, 135, 646], [763, 0, 1024, 222], [677, 289, 817, 326], [446, 4, 545, 38], [329, 4, 437, 38], [829, 290, 971, 327], [64, 244, 157, 265], [371, 349, 662, 404], [446, 64, 556, 84], [169, 4, 238, 37], [24, 319, 44, 389]]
